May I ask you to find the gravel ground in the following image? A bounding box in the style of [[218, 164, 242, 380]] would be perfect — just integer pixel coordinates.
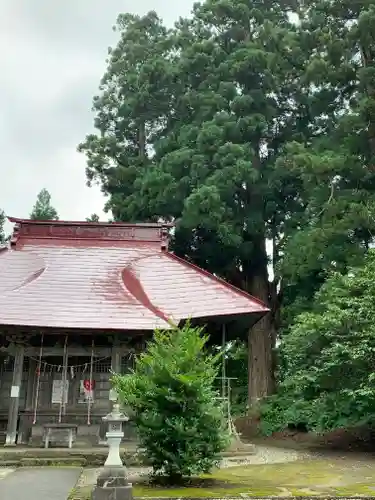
[[221, 445, 313, 467], [77, 445, 314, 488]]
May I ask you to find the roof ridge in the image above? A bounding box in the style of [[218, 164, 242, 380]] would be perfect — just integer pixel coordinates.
[[8, 217, 173, 228], [8, 217, 172, 249]]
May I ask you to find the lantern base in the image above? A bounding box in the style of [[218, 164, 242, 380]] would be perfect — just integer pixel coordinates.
[[92, 484, 133, 500], [92, 466, 133, 500]]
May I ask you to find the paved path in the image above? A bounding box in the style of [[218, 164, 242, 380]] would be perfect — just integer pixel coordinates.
[[0, 467, 81, 500]]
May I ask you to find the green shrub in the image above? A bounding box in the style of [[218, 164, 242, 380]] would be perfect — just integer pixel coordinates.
[[112, 322, 229, 482], [260, 251, 375, 434]]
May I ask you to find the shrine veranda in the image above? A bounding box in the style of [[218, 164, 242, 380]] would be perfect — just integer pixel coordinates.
[[0, 332, 143, 446]]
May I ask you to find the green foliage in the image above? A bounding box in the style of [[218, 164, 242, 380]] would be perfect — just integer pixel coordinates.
[[30, 189, 59, 221], [0, 210, 5, 244], [78, 11, 175, 223], [80, 0, 375, 412], [261, 250, 375, 434], [222, 341, 248, 416], [112, 323, 229, 481], [79, 1, 313, 402], [279, 0, 375, 321], [86, 213, 100, 222]]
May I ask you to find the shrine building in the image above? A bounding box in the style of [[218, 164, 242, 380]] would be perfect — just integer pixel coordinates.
[[0, 217, 268, 447]]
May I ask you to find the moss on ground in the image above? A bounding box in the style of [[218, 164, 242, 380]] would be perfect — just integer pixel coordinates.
[[69, 459, 375, 498], [68, 485, 92, 500]]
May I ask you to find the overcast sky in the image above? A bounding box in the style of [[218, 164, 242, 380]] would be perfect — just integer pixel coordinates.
[[0, 0, 194, 232]]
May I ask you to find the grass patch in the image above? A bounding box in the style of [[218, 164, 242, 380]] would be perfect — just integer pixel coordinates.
[[71, 459, 375, 498]]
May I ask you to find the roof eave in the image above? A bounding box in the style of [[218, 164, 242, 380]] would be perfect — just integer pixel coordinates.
[[165, 251, 269, 310]]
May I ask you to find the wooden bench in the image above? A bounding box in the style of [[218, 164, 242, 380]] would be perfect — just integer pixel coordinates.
[[43, 423, 78, 449]]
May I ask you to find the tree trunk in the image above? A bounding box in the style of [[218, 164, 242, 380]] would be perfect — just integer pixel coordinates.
[[138, 121, 146, 159], [248, 274, 275, 408], [245, 237, 275, 408]]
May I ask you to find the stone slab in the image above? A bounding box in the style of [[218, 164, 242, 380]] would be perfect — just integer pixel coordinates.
[[0, 467, 81, 500], [77, 467, 150, 488]]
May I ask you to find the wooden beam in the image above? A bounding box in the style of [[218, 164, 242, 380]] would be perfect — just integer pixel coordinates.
[[7, 346, 113, 357], [25, 358, 37, 410]]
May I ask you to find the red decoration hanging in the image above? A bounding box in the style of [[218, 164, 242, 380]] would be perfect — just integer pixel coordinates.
[[83, 379, 95, 391]]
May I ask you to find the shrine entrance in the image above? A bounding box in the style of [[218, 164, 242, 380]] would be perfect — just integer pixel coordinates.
[[0, 332, 142, 447]]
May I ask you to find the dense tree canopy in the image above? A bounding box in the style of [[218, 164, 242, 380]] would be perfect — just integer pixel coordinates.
[[78, 11, 175, 221], [261, 0, 375, 431], [279, 0, 375, 323], [261, 251, 375, 433], [80, 0, 375, 424], [30, 189, 59, 221], [79, 1, 311, 404]]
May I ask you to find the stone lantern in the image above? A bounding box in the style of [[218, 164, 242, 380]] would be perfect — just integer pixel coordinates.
[[92, 392, 133, 500]]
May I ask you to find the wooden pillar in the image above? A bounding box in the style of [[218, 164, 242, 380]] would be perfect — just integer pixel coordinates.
[[99, 339, 121, 445], [111, 343, 122, 374], [17, 358, 37, 445], [5, 344, 24, 446], [17, 358, 37, 444]]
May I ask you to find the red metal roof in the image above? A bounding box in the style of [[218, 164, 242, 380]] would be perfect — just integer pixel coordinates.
[[0, 218, 268, 331]]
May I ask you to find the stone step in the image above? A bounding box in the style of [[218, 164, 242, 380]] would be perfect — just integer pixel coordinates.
[[0, 457, 86, 467], [0, 460, 19, 467]]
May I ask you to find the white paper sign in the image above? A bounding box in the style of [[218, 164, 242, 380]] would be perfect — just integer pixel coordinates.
[[10, 385, 20, 398], [51, 379, 69, 404]]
